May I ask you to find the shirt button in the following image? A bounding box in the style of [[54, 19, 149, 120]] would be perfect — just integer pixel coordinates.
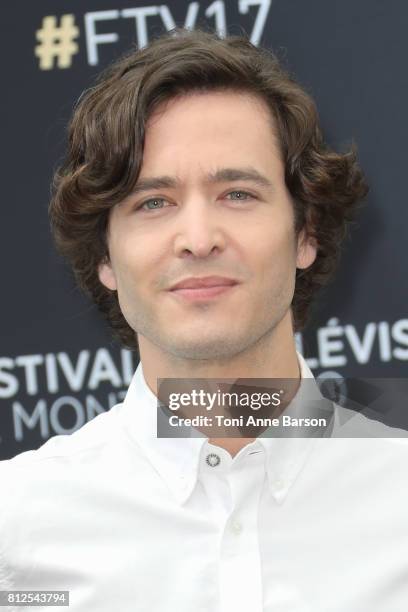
[[230, 519, 243, 535], [206, 453, 221, 467]]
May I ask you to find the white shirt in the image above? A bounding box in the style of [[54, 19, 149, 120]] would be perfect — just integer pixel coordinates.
[[1, 352, 408, 612]]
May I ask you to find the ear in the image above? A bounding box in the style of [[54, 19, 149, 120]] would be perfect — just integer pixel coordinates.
[[98, 259, 117, 291], [296, 229, 317, 270]]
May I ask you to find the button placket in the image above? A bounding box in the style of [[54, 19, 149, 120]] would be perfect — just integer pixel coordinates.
[[219, 453, 265, 612]]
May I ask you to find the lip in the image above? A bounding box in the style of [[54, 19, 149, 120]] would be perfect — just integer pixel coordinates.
[[169, 285, 238, 301], [169, 276, 239, 290], [168, 276, 239, 302]]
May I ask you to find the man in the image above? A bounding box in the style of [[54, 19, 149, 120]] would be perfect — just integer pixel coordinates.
[[1, 27, 407, 612]]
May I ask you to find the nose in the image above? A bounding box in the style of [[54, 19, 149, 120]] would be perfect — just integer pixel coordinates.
[[173, 198, 227, 259]]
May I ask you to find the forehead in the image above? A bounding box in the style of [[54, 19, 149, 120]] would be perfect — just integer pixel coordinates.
[[140, 90, 283, 178]]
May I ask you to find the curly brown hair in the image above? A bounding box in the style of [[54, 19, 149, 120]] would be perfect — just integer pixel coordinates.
[[49, 27, 369, 352]]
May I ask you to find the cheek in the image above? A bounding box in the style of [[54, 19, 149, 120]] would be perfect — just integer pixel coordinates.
[[254, 224, 297, 274], [110, 243, 143, 294], [111, 234, 165, 299]]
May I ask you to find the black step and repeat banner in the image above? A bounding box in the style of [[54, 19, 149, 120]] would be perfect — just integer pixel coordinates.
[[1, 0, 407, 459]]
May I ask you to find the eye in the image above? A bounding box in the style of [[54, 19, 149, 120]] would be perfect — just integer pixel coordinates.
[[137, 197, 168, 212], [225, 190, 255, 202]]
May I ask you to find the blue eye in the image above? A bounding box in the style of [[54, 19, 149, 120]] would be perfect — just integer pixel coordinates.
[[226, 190, 254, 201], [139, 198, 167, 211], [137, 190, 255, 212]]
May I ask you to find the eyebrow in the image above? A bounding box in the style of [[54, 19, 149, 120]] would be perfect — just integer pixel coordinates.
[[128, 167, 275, 197]]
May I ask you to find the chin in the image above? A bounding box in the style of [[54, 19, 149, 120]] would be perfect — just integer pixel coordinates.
[[166, 339, 233, 360], [165, 332, 252, 360]]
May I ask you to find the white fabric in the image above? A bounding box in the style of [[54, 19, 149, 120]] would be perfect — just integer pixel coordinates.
[[0, 352, 408, 611]]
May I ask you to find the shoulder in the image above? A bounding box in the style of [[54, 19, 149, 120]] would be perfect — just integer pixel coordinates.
[[332, 403, 408, 441], [0, 402, 124, 486], [309, 404, 408, 498], [0, 402, 129, 588], [0, 402, 128, 552], [320, 402, 408, 475]]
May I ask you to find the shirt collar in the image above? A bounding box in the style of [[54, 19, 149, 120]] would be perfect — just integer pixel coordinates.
[[119, 351, 328, 505]]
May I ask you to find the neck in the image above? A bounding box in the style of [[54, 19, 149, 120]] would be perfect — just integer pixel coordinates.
[[138, 311, 301, 457]]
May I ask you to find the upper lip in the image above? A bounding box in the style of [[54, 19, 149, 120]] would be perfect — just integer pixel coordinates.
[[169, 276, 239, 290]]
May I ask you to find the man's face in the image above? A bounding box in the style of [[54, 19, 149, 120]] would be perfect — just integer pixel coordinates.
[[99, 91, 316, 360]]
